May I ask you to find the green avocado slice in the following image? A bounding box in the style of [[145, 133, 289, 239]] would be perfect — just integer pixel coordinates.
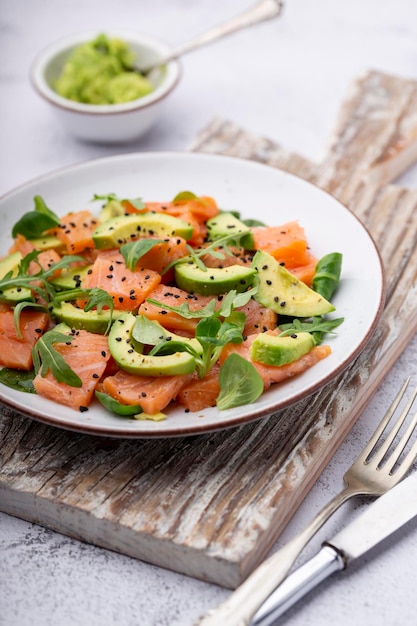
[[109, 313, 196, 376], [49, 265, 91, 291], [252, 250, 335, 317], [250, 331, 315, 366], [206, 212, 255, 250], [50, 302, 122, 334], [92, 213, 193, 249], [0, 251, 33, 304], [175, 262, 256, 296]]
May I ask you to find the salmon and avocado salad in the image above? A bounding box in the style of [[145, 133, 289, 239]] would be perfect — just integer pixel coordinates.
[[0, 191, 343, 420]]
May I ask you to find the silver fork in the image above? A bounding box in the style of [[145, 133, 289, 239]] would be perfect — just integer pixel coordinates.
[[196, 377, 417, 626]]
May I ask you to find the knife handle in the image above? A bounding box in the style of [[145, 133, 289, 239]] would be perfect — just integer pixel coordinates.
[[251, 546, 345, 625]]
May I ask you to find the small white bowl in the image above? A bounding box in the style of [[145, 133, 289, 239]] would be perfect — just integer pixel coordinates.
[[30, 30, 181, 143]]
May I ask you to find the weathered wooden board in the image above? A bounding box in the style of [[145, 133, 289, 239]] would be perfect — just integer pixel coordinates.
[[2, 70, 417, 589]]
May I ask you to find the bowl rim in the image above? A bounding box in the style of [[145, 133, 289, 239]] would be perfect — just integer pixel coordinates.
[[30, 29, 182, 116]]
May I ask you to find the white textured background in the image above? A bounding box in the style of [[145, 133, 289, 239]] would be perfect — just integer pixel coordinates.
[[2, 1, 417, 625]]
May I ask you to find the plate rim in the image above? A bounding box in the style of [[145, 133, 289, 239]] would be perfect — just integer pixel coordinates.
[[0, 150, 386, 438]]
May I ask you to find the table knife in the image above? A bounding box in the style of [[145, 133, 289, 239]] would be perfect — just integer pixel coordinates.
[[252, 468, 417, 625]]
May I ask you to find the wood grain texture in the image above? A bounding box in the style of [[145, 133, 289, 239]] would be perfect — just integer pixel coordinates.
[[2, 71, 417, 589]]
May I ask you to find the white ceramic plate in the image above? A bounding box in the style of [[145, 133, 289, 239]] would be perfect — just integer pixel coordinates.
[[0, 152, 385, 438]]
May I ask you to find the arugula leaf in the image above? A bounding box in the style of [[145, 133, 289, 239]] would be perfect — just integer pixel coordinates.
[[95, 391, 143, 416], [120, 238, 164, 271], [145, 296, 217, 320], [0, 252, 84, 306], [161, 231, 248, 276], [279, 316, 344, 344], [83, 288, 114, 334], [54, 288, 90, 303], [92, 193, 145, 210], [13, 302, 48, 338], [0, 368, 36, 393], [146, 289, 256, 322], [216, 353, 264, 410], [12, 195, 60, 238], [92, 192, 119, 202], [144, 288, 255, 378], [32, 329, 82, 387], [84, 288, 113, 314]]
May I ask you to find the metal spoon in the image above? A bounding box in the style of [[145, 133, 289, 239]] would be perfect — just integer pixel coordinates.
[[137, 0, 284, 74]]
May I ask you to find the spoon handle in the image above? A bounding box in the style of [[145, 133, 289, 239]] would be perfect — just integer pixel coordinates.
[[142, 0, 283, 72]]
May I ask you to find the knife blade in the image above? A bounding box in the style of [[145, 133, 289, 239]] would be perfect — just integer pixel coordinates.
[[251, 469, 417, 625]]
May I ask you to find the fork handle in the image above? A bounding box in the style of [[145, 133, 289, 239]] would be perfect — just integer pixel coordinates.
[[194, 486, 356, 626]]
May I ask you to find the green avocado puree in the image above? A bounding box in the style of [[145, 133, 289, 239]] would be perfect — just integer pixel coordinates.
[[54, 34, 154, 105]]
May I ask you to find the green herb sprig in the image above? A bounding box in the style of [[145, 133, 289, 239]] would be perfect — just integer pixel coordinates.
[[162, 230, 251, 276], [146, 287, 257, 321], [144, 288, 257, 380], [92, 193, 146, 211], [32, 328, 82, 387], [279, 316, 344, 344], [0, 251, 85, 313]]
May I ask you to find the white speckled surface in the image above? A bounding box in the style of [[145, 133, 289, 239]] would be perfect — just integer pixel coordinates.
[[2, 1, 417, 624]]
